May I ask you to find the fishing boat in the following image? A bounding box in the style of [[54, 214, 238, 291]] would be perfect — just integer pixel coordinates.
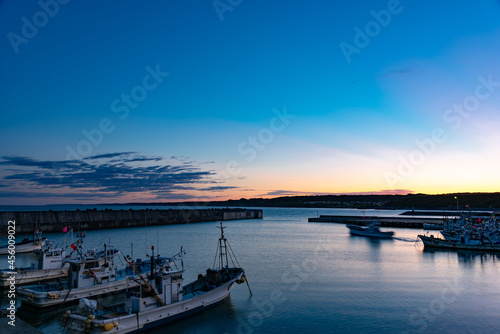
[[418, 233, 500, 252], [63, 222, 250, 334], [0, 230, 46, 255], [0, 241, 69, 288], [347, 222, 394, 239], [18, 235, 125, 308], [0, 229, 78, 288]]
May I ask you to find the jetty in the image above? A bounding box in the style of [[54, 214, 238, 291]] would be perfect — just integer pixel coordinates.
[[308, 210, 498, 229], [308, 210, 452, 229], [0, 208, 263, 236]]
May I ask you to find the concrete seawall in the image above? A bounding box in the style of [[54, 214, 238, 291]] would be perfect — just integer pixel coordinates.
[[0, 208, 263, 235]]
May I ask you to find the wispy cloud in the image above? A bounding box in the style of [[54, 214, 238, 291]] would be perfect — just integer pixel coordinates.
[[0, 153, 231, 202]]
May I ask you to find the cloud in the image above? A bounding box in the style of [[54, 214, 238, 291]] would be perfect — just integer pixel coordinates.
[[85, 152, 135, 160], [0, 191, 117, 199], [0, 153, 229, 201]]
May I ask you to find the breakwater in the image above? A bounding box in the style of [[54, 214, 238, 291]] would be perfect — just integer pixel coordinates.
[[0, 208, 263, 235], [308, 214, 443, 229]]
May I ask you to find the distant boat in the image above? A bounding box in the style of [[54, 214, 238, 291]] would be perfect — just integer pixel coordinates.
[[0, 230, 46, 255], [346, 222, 394, 239]]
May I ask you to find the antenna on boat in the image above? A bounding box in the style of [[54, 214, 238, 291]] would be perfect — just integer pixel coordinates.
[[151, 246, 154, 278], [214, 222, 253, 296], [217, 222, 230, 270], [180, 246, 184, 270], [171, 246, 186, 271]]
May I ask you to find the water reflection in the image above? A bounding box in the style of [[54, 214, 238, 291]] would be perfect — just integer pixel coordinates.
[[422, 248, 500, 267]]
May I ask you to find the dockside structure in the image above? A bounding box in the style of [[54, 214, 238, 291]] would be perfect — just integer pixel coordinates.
[[0, 208, 263, 235]]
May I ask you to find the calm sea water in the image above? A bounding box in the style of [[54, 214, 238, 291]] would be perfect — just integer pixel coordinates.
[[2, 207, 500, 334]]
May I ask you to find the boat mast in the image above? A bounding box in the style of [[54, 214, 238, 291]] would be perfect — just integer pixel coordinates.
[[217, 222, 229, 270]]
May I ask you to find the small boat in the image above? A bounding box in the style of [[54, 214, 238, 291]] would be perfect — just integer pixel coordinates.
[[347, 222, 394, 239], [418, 233, 500, 252], [0, 230, 46, 255], [63, 222, 249, 334]]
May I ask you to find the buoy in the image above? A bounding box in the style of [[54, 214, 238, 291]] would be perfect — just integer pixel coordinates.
[[103, 322, 114, 331]]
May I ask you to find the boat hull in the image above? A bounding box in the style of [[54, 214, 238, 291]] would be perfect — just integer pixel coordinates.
[[347, 225, 394, 239], [18, 277, 140, 308], [419, 235, 500, 252], [66, 271, 243, 334], [0, 267, 68, 288], [0, 240, 45, 255]]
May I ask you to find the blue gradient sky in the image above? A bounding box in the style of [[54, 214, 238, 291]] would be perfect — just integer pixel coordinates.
[[1, 0, 500, 204]]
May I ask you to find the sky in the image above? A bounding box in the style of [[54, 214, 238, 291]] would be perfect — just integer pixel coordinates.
[[1, 0, 500, 205]]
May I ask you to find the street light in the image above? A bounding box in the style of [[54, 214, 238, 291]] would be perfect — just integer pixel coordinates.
[[454, 196, 458, 212]]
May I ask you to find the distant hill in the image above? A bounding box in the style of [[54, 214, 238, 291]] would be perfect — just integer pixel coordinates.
[[128, 192, 500, 210]]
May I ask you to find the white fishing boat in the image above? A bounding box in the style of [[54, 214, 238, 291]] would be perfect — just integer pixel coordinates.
[[18, 236, 125, 308], [347, 222, 394, 239], [0, 230, 46, 255], [419, 232, 500, 252], [0, 229, 79, 288], [0, 242, 68, 288], [64, 222, 250, 334]]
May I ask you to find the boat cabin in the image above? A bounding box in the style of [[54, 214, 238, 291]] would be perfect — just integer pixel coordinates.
[[67, 248, 120, 289], [33, 245, 67, 270], [125, 269, 184, 313]]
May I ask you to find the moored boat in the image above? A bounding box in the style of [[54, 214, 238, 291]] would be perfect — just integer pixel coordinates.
[[0, 242, 69, 288], [18, 236, 125, 308], [418, 233, 500, 252], [0, 230, 46, 255], [0, 229, 78, 288], [63, 222, 249, 334]]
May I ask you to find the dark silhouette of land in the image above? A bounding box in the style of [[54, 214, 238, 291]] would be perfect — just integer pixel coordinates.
[[124, 192, 500, 210]]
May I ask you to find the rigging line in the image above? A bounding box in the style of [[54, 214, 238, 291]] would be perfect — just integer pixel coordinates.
[[212, 243, 220, 269], [95, 234, 111, 246], [227, 241, 241, 268], [51, 284, 73, 319], [227, 249, 235, 267]]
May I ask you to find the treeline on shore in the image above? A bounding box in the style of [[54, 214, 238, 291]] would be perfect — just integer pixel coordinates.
[[129, 192, 500, 210]]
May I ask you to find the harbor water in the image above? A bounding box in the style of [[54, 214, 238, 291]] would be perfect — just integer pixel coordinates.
[[2, 207, 500, 333]]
